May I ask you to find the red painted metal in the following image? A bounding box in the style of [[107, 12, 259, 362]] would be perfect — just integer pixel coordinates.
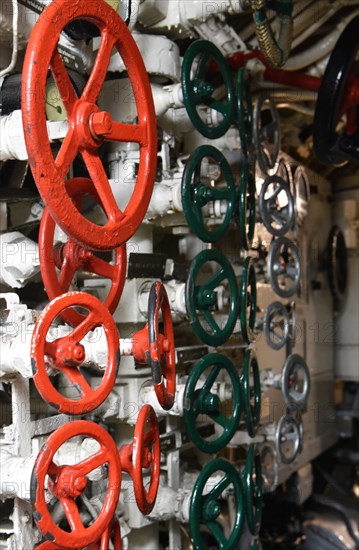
[[227, 50, 321, 91], [39, 178, 127, 326], [37, 519, 121, 550], [229, 49, 359, 95], [132, 325, 149, 364], [87, 518, 122, 550], [228, 49, 359, 130], [22, 0, 157, 251], [263, 65, 321, 92], [32, 421, 121, 548], [149, 282, 176, 410], [31, 291, 119, 415], [119, 405, 160, 515]]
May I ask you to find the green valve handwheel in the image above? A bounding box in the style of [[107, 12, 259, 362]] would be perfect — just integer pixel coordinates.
[[181, 145, 236, 243], [243, 445, 263, 536], [236, 68, 254, 155], [236, 163, 256, 250], [183, 353, 242, 453], [240, 257, 257, 343], [249, 0, 293, 67], [190, 458, 245, 550], [241, 350, 261, 437], [185, 249, 239, 346], [181, 39, 235, 139]]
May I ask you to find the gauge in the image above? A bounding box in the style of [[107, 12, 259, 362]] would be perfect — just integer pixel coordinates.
[[45, 78, 67, 121]]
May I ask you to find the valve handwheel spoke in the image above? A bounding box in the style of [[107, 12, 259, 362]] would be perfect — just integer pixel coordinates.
[[31, 292, 120, 415], [39, 178, 127, 327], [186, 249, 239, 346], [190, 458, 245, 550], [259, 175, 295, 236], [147, 282, 176, 410], [263, 301, 289, 350], [31, 421, 121, 548], [243, 445, 263, 536], [22, 0, 157, 251], [242, 350, 261, 437], [267, 237, 301, 298], [240, 257, 257, 343], [181, 145, 236, 243], [119, 405, 160, 515], [281, 354, 310, 411], [184, 354, 242, 453], [275, 414, 302, 464], [50, 50, 77, 114], [182, 40, 235, 139], [36, 518, 121, 550]]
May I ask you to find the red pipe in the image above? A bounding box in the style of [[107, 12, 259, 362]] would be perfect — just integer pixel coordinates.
[[227, 50, 321, 91]]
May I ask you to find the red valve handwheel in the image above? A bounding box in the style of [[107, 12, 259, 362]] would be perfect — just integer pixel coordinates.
[[148, 282, 176, 410], [39, 178, 127, 327], [31, 421, 121, 549], [22, 0, 157, 251], [31, 291, 120, 415], [119, 404, 160, 515]]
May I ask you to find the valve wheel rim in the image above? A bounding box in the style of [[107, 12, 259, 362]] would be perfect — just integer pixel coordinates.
[[181, 145, 236, 243], [281, 354, 310, 411], [31, 291, 120, 415], [293, 165, 310, 226], [259, 443, 278, 493], [95, 518, 121, 550], [253, 93, 281, 175], [39, 178, 127, 327], [327, 225, 348, 303], [21, 0, 157, 251], [242, 350, 261, 438], [132, 405, 161, 515], [240, 257, 257, 343], [267, 237, 301, 298], [263, 301, 289, 350], [185, 249, 239, 347], [243, 444, 263, 536], [258, 175, 295, 236], [190, 458, 245, 550], [148, 282, 176, 410], [85, 517, 122, 550], [182, 39, 235, 139], [183, 353, 242, 453], [275, 414, 301, 464], [236, 68, 254, 155], [313, 15, 359, 165], [31, 421, 121, 548], [237, 163, 256, 250]]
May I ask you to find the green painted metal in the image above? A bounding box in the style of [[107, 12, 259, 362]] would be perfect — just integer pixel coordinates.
[[236, 68, 253, 154], [182, 40, 235, 139], [185, 249, 239, 346], [183, 353, 242, 453], [190, 458, 245, 549], [236, 163, 256, 250], [241, 350, 261, 437], [240, 257, 257, 343], [243, 444, 263, 536], [182, 145, 236, 242]]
